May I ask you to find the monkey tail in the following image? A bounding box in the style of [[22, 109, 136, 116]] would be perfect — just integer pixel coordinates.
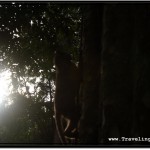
[[55, 112, 67, 144]]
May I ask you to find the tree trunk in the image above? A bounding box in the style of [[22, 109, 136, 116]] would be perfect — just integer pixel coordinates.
[[101, 4, 135, 143], [79, 4, 103, 144], [79, 3, 150, 145]]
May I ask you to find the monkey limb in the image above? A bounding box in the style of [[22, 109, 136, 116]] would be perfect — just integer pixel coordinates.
[[54, 51, 80, 144], [55, 111, 67, 143]]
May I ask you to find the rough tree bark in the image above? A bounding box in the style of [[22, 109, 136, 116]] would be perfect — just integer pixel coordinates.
[[79, 4, 103, 144], [101, 4, 135, 143], [78, 3, 150, 145]]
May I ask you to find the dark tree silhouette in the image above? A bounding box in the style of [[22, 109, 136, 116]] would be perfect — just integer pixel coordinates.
[[79, 3, 150, 145]]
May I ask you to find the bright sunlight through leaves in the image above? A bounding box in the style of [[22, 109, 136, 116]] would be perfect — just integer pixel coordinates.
[[0, 70, 12, 103]]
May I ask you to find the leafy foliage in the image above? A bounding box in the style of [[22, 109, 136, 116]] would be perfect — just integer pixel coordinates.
[[0, 2, 81, 143]]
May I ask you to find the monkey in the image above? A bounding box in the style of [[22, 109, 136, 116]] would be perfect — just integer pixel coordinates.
[[54, 51, 81, 144]]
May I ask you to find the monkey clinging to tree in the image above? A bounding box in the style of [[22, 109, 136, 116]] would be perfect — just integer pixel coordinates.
[[54, 50, 81, 143]]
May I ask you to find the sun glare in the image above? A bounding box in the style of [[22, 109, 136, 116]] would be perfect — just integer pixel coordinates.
[[0, 70, 12, 103]]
